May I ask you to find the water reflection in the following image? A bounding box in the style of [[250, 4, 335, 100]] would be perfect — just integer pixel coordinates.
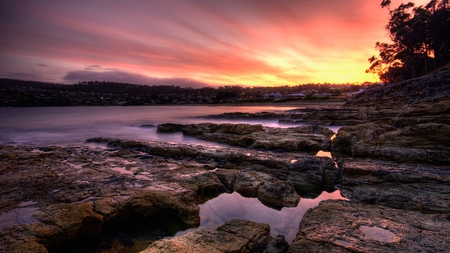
[[0, 203, 39, 231], [315, 150, 332, 158], [176, 190, 347, 243], [359, 226, 396, 242]]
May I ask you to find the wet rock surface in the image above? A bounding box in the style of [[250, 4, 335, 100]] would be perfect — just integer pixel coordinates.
[[0, 140, 338, 253], [2, 135, 448, 252]]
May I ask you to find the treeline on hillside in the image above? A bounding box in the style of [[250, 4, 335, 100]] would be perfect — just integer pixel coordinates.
[[0, 79, 214, 95], [367, 0, 450, 82], [0, 79, 62, 88], [1, 79, 364, 96], [63, 81, 204, 94]]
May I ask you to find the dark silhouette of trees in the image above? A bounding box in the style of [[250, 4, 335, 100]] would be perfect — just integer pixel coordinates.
[[367, 0, 450, 82]]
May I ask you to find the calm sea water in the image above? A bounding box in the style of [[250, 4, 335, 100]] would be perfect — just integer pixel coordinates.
[[0, 105, 305, 146]]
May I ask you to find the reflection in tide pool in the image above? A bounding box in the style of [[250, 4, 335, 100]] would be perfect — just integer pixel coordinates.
[[0, 202, 39, 231], [176, 190, 347, 243]]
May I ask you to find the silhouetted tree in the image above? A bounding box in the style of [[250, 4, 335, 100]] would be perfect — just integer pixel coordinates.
[[367, 0, 450, 82]]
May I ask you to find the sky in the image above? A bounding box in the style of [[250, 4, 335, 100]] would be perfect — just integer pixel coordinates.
[[0, 0, 429, 87]]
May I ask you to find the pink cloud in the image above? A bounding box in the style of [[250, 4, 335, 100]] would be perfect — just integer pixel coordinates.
[[64, 69, 210, 88], [0, 0, 431, 86]]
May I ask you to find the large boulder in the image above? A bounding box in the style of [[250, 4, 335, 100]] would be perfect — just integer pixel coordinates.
[[330, 123, 396, 154], [257, 182, 300, 209], [286, 157, 339, 193], [232, 170, 266, 197]]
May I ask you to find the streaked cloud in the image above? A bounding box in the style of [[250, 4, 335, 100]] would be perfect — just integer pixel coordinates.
[[0, 0, 429, 86], [64, 68, 209, 88]]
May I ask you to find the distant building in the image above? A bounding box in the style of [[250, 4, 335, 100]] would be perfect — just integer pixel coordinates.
[[263, 92, 283, 99]]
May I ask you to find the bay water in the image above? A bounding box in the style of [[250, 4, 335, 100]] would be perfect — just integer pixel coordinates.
[[0, 105, 299, 146]]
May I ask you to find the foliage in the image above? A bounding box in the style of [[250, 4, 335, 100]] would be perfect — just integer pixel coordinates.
[[367, 0, 450, 82]]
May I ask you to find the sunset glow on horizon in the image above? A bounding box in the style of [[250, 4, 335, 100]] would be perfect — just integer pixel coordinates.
[[0, 0, 430, 87]]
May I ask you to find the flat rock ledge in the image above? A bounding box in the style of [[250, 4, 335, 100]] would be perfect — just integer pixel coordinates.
[[331, 122, 450, 163], [340, 157, 450, 214], [289, 200, 450, 253], [157, 123, 335, 152]]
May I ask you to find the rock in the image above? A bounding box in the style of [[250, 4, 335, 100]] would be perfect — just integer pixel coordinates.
[[142, 219, 273, 253], [208, 123, 264, 135], [181, 123, 217, 136], [233, 170, 266, 197], [292, 125, 335, 137], [203, 111, 284, 119], [257, 182, 300, 209], [142, 229, 248, 253], [250, 126, 333, 152], [293, 108, 364, 126], [126, 190, 200, 226], [33, 202, 104, 246], [289, 200, 450, 253], [215, 169, 238, 190], [340, 158, 450, 213], [330, 123, 396, 154], [372, 123, 450, 163], [344, 69, 450, 126], [156, 123, 183, 132], [331, 123, 450, 163], [286, 157, 339, 193], [172, 169, 227, 200], [157, 123, 334, 152], [0, 145, 202, 252], [201, 105, 365, 127], [0, 140, 339, 252], [348, 69, 450, 107], [217, 219, 272, 251], [6, 241, 49, 253], [264, 235, 289, 253]]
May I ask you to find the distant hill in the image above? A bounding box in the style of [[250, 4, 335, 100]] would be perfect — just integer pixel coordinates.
[[0, 79, 63, 89], [0, 79, 197, 95]]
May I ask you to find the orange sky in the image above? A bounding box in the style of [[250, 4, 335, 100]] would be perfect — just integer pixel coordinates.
[[0, 0, 430, 87]]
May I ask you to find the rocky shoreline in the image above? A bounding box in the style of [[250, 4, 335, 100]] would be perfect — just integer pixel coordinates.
[[1, 70, 449, 252], [1, 127, 449, 252]]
